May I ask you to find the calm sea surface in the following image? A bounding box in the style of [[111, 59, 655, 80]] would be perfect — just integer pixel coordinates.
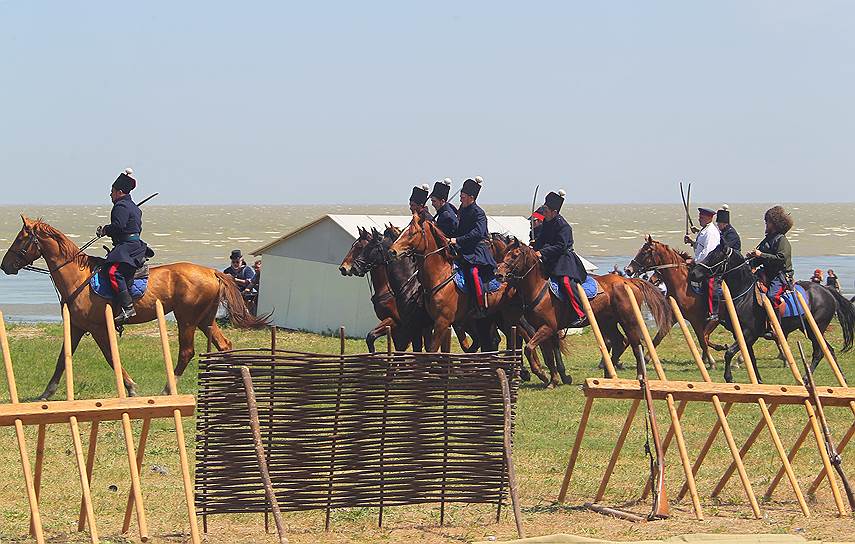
[[2, 203, 853, 321]]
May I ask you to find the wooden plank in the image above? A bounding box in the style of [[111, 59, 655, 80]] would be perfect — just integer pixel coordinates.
[[582, 378, 855, 407], [0, 395, 196, 427]]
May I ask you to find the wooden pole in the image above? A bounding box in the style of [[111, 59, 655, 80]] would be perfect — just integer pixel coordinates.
[[623, 283, 702, 520], [241, 366, 289, 544], [104, 305, 150, 540], [668, 297, 761, 518], [60, 305, 100, 543], [29, 422, 47, 537], [78, 421, 99, 532], [720, 281, 809, 516], [497, 368, 525, 539], [122, 419, 151, 533], [0, 310, 46, 544], [594, 399, 640, 502], [576, 283, 617, 378], [760, 296, 847, 515]]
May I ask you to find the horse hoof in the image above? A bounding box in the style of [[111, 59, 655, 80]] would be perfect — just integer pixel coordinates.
[[561, 375, 573, 386], [724, 374, 733, 383], [127, 386, 138, 397], [615, 363, 625, 371], [545, 383, 556, 390]]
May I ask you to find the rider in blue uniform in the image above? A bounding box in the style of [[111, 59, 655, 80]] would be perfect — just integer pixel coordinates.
[[97, 168, 152, 325], [532, 189, 587, 327], [449, 176, 495, 316], [429, 178, 458, 237]]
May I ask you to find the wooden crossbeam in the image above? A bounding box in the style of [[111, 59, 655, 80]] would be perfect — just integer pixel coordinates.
[[0, 395, 195, 427], [582, 378, 855, 407]]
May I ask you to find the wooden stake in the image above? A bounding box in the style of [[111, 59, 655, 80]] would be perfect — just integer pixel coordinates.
[[78, 421, 99, 532], [156, 300, 201, 544], [594, 399, 640, 502], [761, 296, 847, 515], [29, 423, 46, 537], [721, 281, 809, 516], [122, 418, 151, 533], [104, 305, 150, 541], [576, 283, 617, 378], [668, 297, 760, 518], [623, 283, 702, 520], [557, 396, 594, 503], [0, 310, 46, 544]]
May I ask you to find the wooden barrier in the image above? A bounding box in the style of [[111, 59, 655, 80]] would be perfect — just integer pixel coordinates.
[[556, 277, 852, 521], [0, 302, 200, 543]]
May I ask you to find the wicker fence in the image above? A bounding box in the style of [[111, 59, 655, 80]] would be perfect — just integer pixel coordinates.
[[195, 332, 522, 533]]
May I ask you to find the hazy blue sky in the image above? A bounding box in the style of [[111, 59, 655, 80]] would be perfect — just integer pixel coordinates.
[[2, 1, 853, 205]]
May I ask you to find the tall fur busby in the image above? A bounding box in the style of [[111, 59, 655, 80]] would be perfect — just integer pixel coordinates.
[[410, 184, 430, 206], [112, 168, 136, 193], [461, 176, 483, 199], [544, 189, 566, 212], [716, 204, 730, 224], [430, 178, 452, 201]]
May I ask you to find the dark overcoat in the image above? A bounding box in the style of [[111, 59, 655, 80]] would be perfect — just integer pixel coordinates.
[[455, 203, 496, 268], [434, 202, 458, 238], [720, 224, 741, 252], [533, 213, 587, 282], [103, 195, 151, 267]]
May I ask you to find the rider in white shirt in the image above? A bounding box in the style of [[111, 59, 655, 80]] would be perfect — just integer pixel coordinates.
[[685, 207, 721, 320]]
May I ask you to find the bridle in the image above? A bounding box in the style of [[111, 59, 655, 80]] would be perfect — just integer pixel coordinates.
[[392, 221, 456, 297], [693, 245, 755, 301], [13, 227, 51, 275], [628, 244, 687, 276], [501, 245, 539, 284]]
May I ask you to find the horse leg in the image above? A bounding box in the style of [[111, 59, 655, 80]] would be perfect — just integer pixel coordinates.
[[723, 342, 740, 383], [602, 321, 628, 377], [90, 329, 138, 397], [552, 335, 572, 385], [696, 321, 718, 370], [205, 321, 232, 351], [38, 324, 86, 401], [429, 317, 452, 352], [519, 330, 550, 384]]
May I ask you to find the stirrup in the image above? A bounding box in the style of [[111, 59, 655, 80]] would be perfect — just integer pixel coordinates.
[[707, 313, 718, 323], [568, 316, 587, 328], [114, 306, 136, 325]]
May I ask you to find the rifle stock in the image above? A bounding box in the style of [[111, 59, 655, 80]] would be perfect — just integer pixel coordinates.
[[638, 352, 669, 520]]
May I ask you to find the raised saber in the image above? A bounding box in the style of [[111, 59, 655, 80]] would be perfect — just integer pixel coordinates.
[[529, 185, 539, 243]]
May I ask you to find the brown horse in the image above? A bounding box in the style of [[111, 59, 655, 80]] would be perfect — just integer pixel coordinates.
[[1, 216, 269, 400], [496, 239, 674, 375], [625, 235, 725, 369], [388, 213, 519, 353]]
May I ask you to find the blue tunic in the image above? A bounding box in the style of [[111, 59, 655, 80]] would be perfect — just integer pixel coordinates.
[[103, 195, 151, 268], [533, 214, 587, 283], [434, 202, 458, 238], [455, 203, 496, 268]]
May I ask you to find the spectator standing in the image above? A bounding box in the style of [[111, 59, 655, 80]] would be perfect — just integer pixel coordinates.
[[810, 269, 823, 284], [223, 249, 256, 304], [826, 269, 841, 291]]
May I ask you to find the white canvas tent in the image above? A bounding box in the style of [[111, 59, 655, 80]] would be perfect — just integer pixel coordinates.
[[252, 214, 597, 337]]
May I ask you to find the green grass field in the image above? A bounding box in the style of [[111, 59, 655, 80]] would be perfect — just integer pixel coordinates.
[[1, 320, 854, 543]]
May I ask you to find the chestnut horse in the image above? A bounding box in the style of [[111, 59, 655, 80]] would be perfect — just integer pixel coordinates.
[[497, 238, 674, 375], [388, 213, 518, 353], [625, 236, 726, 369], [1, 216, 269, 400]]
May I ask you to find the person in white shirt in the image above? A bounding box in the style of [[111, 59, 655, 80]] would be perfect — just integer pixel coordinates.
[[685, 207, 721, 320]]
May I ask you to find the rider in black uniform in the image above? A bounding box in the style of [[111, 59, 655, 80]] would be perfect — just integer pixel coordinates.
[[97, 168, 152, 325], [429, 178, 458, 237]]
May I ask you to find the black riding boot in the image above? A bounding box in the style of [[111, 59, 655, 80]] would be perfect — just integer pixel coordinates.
[[114, 290, 137, 325]]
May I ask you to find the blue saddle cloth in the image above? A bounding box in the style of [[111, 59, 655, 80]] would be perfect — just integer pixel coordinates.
[[548, 276, 600, 302], [90, 272, 148, 301], [452, 265, 502, 294], [781, 284, 807, 318]]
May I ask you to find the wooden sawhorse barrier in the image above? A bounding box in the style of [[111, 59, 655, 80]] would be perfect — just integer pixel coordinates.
[[556, 280, 854, 520], [0, 301, 200, 543]]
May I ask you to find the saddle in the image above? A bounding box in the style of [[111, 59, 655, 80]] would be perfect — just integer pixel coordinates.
[[90, 265, 150, 301], [548, 276, 601, 302], [754, 282, 806, 319]]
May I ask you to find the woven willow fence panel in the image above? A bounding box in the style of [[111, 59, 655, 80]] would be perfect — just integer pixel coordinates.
[[195, 348, 521, 521]]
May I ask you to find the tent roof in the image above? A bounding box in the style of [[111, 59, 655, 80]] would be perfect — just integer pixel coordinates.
[[252, 214, 598, 271]]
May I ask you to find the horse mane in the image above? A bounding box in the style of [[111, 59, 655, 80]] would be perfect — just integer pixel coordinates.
[[650, 238, 690, 263], [31, 219, 93, 266], [424, 219, 452, 261]]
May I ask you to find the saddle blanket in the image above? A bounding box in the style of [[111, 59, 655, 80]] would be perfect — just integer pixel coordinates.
[[690, 281, 723, 303], [548, 276, 600, 302], [452, 265, 502, 294], [780, 284, 808, 318], [90, 272, 148, 301]]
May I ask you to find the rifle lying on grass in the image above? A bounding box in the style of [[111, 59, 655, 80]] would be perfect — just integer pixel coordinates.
[[639, 346, 670, 520]]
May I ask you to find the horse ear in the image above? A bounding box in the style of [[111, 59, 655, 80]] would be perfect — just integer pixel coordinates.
[[646, 234, 652, 242], [21, 214, 31, 227], [372, 228, 381, 240]]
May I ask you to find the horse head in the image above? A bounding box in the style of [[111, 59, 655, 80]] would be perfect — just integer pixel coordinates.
[[339, 226, 372, 276], [2, 215, 46, 275], [495, 237, 535, 284], [690, 242, 743, 285], [626, 235, 687, 277], [490, 232, 510, 262], [388, 212, 430, 260], [351, 228, 390, 277]]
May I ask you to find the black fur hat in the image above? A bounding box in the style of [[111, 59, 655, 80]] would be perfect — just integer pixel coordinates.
[[461, 176, 483, 199], [112, 168, 136, 193], [544, 189, 566, 212], [765, 205, 794, 234], [716, 204, 730, 224], [430, 178, 452, 201], [409, 184, 430, 206]]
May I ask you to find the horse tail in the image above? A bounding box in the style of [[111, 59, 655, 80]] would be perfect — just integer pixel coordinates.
[[215, 271, 272, 329], [827, 286, 855, 352], [629, 278, 674, 346]]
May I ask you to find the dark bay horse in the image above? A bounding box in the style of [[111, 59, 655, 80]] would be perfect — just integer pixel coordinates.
[[1, 216, 269, 399], [496, 238, 674, 375], [690, 243, 855, 383], [626, 236, 727, 369], [339, 226, 430, 351]]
